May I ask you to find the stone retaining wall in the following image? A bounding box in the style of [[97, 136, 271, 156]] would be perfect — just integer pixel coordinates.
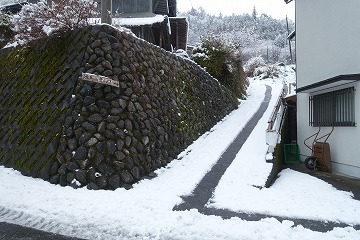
[[0, 25, 238, 190]]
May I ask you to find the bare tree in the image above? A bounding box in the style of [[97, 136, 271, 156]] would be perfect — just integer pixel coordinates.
[[12, 0, 98, 42]]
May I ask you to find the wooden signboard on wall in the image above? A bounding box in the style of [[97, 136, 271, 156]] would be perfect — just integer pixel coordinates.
[[81, 73, 119, 88]]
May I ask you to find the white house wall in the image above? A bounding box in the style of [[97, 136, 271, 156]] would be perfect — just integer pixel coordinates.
[[297, 83, 360, 178], [296, 0, 360, 178], [296, 0, 360, 88]]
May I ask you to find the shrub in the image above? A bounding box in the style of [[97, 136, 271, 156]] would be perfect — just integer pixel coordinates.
[[11, 0, 98, 43], [191, 35, 248, 99], [262, 64, 279, 79], [244, 56, 265, 77]]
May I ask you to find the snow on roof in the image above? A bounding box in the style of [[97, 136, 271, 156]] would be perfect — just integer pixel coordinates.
[[0, 0, 24, 7], [112, 15, 165, 27], [90, 15, 166, 27]]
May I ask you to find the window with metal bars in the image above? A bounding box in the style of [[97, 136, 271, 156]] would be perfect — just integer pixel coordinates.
[[309, 87, 356, 127]]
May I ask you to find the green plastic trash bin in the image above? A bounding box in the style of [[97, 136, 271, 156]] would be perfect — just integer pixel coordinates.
[[284, 144, 300, 163]]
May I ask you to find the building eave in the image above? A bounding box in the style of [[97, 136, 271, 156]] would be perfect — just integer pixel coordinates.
[[111, 14, 165, 27], [296, 74, 360, 93]]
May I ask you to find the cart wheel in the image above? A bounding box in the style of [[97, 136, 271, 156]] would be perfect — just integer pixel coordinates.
[[304, 156, 316, 170]]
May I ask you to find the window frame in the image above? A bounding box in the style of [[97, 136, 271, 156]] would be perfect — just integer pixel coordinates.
[[309, 87, 356, 127]]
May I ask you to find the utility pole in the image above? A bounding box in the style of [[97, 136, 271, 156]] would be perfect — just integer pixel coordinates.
[[101, 0, 112, 24], [286, 16, 293, 64]]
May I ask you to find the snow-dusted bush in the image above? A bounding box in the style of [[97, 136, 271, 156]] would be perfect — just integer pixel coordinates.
[[244, 56, 265, 77], [245, 56, 282, 79], [0, 9, 11, 30], [261, 64, 279, 79], [11, 0, 98, 42], [251, 64, 280, 80], [191, 35, 248, 99]]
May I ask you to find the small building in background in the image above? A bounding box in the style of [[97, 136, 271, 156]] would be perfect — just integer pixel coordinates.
[[1, 0, 188, 52], [96, 0, 188, 52]]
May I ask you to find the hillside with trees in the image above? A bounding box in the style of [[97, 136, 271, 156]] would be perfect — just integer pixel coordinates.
[[0, 2, 294, 99], [180, 7, 295, 64]]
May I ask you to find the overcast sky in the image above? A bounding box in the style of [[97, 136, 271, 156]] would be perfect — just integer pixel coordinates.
[[177, 0, 295, 20]]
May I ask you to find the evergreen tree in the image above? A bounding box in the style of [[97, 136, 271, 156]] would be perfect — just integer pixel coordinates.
[[252, 5, 258, 21], [191, 35, 248, 99]]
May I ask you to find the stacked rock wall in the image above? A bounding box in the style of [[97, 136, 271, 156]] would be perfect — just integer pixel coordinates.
[[0, 25, 238, 190], [0, 29, 89, 180]]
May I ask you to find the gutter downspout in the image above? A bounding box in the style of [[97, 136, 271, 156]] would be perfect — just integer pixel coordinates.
[[101, 0, 112, 24]]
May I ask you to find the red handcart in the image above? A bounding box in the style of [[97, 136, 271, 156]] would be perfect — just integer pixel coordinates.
[[303, 126, 334, 172]]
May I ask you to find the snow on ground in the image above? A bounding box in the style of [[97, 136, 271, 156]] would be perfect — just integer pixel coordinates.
[[210, 167, 360, 224], [208, 67, 360, 225], [0, 66, 359, 239]]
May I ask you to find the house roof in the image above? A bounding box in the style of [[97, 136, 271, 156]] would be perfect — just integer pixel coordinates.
[[0, 1, 27, 14], [296, 74, 360, 93], [0, 0, 21, 6]]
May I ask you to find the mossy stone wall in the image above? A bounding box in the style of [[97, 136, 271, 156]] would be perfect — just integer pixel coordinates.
[[0, 25, 238, 190], [0, 29, 89, 179]]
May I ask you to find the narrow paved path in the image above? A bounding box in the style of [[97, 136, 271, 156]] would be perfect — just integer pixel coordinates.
[[173, 85, 360, 232], [173, 85, 272, 211], [0, 221, 83, 240]]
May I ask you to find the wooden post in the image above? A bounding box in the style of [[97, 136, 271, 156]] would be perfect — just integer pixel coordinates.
[[101, 0, 112, 24]]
